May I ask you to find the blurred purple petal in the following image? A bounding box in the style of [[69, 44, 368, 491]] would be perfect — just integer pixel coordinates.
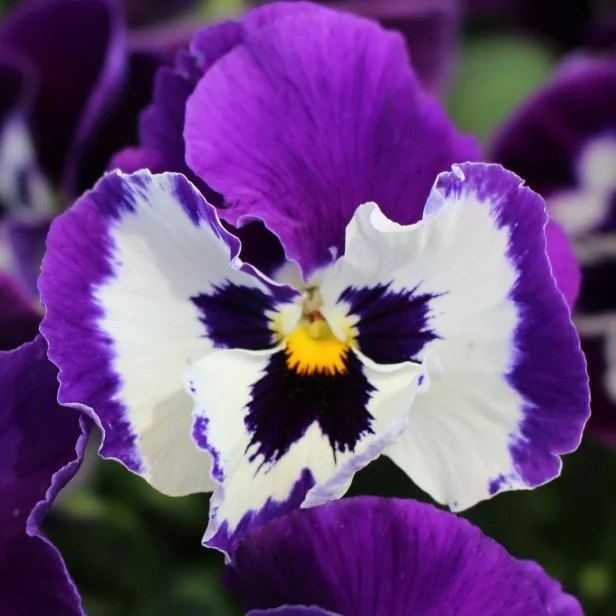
[[0, 270, 39, 351], [0, 56, 52, 218], [76, 49, 159, 194], [4, 216, 51, 299], [227, 496, 581, 615], [0, 0, 127, 195], [0, 335, 87, 615]]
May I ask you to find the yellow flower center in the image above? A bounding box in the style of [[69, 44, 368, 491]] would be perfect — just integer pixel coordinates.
[[284, 318, 350, 376], [275, 288, 353, 376]]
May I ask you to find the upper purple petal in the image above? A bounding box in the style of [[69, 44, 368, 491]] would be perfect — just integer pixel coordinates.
[[227, 496, 577, 615], [0, 0, 127, 194], [0, 335, 86, 616], [185, 5, 480, 276]]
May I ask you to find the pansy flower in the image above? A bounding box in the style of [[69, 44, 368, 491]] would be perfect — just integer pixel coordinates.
[[226, 496, 583, 615], [40, 4, 589, 555], [492, 56, 616, 445], [0, 272, 88, 615]]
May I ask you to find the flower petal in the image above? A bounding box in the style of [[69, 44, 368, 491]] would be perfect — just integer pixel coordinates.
[[40, 170, 292, 496], [320, 162, 589, 510], [0, 335, 86, 616], [185, 6, 479, 276], [186, 347, 423, 555], [0, 0, 126, 193], [0, 271, 39, 351], [227, 496, 576, 615], [4, 216, 51, 299]]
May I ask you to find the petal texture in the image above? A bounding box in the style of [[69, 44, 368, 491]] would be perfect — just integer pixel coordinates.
[[185, 6, 479, 275], [40, 170, 291, 496], [0, 335, 86, 616], [319, 163, 589, 510], [227, 496, 577, 615]]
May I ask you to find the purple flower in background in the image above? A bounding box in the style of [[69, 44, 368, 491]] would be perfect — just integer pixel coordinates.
[[0, 272, 88, 616], [227, 496, 583, 616], [492, 56, 616, 446], [40, 4, 589, 556], [0, 0, 162, 295]]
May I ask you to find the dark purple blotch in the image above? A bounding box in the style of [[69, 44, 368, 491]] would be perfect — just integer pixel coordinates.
[[339, 283, 440, 364], [192, 282, 278, 351], [245, 350, 375, 468]]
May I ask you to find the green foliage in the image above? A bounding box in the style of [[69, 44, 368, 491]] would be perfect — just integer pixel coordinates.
[[447, 35, 557, 145]]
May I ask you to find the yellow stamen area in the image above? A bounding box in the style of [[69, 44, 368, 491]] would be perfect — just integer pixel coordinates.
[[284, 319, 350, 376]]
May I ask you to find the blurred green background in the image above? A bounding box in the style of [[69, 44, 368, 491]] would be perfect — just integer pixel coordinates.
[[3, 0, 613, 613]]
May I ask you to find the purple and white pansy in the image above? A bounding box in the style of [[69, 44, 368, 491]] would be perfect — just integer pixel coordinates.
[[40, 3, 589, 556], [493, 55, 616, 444], [227, 496, 582, 615]]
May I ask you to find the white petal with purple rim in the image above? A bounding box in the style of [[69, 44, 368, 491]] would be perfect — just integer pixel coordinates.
[[40, 170, 287, 496], [320, 162, 589, 510], [185, 347, 423, 556]]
